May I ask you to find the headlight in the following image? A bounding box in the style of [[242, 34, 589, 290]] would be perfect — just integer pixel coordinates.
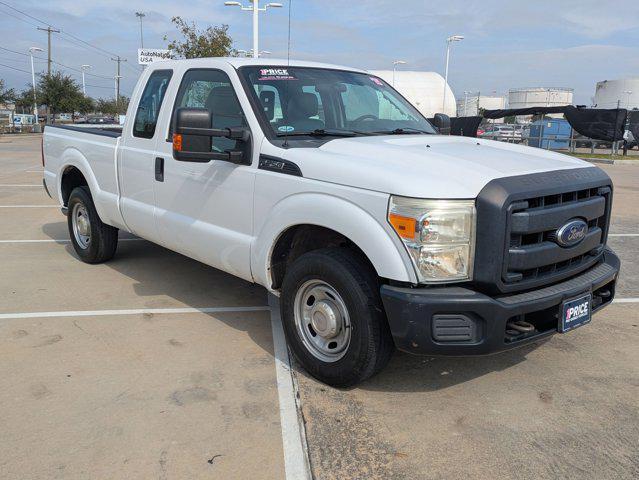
[[388, 197, 476, 283]]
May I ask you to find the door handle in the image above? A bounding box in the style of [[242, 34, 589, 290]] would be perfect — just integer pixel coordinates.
[[155, 157, 164, 182]]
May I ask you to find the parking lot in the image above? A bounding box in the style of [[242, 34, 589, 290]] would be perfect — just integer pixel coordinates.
[[1, 134, 637, 480]]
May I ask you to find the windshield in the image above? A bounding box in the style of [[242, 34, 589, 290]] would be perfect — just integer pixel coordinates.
[[239, 66, 437, 137]]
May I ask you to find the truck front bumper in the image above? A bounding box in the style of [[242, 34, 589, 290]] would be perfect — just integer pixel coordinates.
[[380, 248, 620, 356]]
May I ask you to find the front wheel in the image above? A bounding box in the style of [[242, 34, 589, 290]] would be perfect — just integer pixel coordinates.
[[67, 186, 118, 263], [280, 248, 394, 387]]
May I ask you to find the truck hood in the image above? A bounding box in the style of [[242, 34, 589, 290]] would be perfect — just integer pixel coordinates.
[[281, 135, 594, 198]]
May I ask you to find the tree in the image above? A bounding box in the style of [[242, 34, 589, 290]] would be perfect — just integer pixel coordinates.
[[76, 95, 95, 115], [164, 16, 236, 59], [96, 96, 129, 116], [37, 71, 85, 118], [13, 88, 35, 113], [0, 79, 16, 105]]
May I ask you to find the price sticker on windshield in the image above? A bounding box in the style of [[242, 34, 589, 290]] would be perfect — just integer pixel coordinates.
[[258, 68, 297, 81]]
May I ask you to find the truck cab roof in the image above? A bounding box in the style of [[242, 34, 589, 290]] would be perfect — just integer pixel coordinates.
[[146, 56, 368, 74]]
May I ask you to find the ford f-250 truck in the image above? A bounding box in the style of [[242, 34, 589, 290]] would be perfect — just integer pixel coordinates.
[[43, 58, 620, 387]]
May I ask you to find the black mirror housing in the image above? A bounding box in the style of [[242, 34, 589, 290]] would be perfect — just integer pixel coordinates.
[[432, 113, 451, 135], [172, 107, 251, 164]]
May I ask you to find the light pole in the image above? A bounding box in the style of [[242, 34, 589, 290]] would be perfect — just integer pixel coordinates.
[[81, 64, 91, 96], [442, 34, 464, 113], [28, 46, 43, 126], [623, 90, 632, 108], [392, 60, 406, 87], [135, 12, 146, 49], [224, 1, 283, 59]]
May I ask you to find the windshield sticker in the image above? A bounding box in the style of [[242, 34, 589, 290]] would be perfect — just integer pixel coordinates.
[[258, 68, 297, 81], [278, 125, 295, 133], [370, 76, 384, 86]]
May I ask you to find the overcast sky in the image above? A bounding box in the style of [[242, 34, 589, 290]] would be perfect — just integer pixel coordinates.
[[1, 0, 638, 105]]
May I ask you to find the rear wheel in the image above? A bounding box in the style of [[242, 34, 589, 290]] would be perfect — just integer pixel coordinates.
[[280, 248, 394, 387], [67, 186, 118, 263]]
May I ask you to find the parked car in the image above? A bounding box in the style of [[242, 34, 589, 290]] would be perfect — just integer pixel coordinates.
[[42, 58, 620, 387], [479, 124, 522, 142], [85, 116, 116, 125]]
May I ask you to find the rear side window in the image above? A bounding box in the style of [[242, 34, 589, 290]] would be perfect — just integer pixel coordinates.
[[133, 69, 173, 139]]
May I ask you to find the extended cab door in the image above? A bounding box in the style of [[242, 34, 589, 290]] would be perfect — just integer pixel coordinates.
[[153, 68, 255, 281], [119, 69, 173, 241]]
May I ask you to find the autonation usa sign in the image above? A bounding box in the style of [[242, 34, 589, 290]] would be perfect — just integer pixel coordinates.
[[138, 49, 172, 65]]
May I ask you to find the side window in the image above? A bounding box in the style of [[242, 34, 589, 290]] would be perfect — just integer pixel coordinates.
[[133, 70, 173, 139], [173, 69, 247, 153]]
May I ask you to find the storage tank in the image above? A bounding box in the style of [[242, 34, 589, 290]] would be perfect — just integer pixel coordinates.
[[369, 70, 456, 118], [456, 95, 506, 117], [594, 78, 639, 109], [508, 87, 573, 122]]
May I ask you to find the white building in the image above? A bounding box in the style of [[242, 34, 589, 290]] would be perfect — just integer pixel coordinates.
[[370, 70, 456, 118], [594, 78, 639, 109], [456, 95, 506, 117], [507, 87, 573, 122]]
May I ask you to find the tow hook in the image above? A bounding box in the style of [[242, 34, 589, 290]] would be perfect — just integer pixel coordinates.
[[505, 319, 536, 341]]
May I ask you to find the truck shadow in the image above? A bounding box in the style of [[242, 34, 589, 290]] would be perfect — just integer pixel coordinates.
[[43, 221, 548, 392]]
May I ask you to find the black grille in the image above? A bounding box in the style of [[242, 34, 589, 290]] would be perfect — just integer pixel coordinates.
[[504, 185, 611, 285]]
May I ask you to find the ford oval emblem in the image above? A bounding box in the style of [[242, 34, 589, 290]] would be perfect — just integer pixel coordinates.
[[556, 219, 588, 247]]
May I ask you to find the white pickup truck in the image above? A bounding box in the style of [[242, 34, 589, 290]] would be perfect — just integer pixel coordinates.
[[43, 58, 619, 387]]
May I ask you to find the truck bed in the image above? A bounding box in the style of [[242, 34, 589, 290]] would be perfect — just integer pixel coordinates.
[[45, 124, 122, 138]]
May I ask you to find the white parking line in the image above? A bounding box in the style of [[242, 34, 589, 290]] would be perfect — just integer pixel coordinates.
[[613, 298, 639, 303], [609, 234, 639, 237], [268, 294, 312, 480], [0, 238, 144, 244], [0, 305, 270, 321], [0, 299, 313, 479], [0, 205, 59, 208], [0, 184, 41, 187]]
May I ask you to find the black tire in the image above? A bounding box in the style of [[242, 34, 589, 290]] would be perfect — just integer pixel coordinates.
[[280, 248, 394, 387], [67, 186, 118, 263]]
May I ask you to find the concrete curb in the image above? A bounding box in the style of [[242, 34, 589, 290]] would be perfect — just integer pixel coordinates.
[[582, 158, 639, 165]]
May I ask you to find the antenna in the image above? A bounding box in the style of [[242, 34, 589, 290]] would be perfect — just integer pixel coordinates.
[[282, 0, 292, 148]]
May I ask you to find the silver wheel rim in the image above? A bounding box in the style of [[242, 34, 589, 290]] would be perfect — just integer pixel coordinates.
[[71, 202, 91, 249], [293, 279, 351, 362]]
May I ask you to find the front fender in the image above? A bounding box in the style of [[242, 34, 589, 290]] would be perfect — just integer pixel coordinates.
[[251, 193, 418, 289]]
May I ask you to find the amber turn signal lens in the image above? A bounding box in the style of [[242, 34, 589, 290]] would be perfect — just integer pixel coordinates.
[[172, 133, 183, 152], [389, 213, 416, 240]]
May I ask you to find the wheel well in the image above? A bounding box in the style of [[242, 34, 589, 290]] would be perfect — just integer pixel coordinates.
[[60, 166, 88, 206], [269, 224, 377, 290]]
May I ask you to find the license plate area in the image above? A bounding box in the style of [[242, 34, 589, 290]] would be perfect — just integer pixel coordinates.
[[559, 293, 592, 333]]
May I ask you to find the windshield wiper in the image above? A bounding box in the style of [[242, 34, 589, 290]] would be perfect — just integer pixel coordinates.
[[275, 128, 371, 138], [372, 127, 433, 135]]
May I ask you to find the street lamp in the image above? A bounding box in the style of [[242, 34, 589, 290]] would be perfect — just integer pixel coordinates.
[[442, 34, 464, 113], [224, 1, 282, 59], [28, 46, 43, 126], [81, 64, 91, 96], [623, 90, 633, 108], [135, 12, 146, 49], [392, 60, 406, 87]]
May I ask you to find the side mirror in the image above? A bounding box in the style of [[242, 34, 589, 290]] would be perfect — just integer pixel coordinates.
[[432, 113, 451, 135], [172, 107, 251, 164]]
